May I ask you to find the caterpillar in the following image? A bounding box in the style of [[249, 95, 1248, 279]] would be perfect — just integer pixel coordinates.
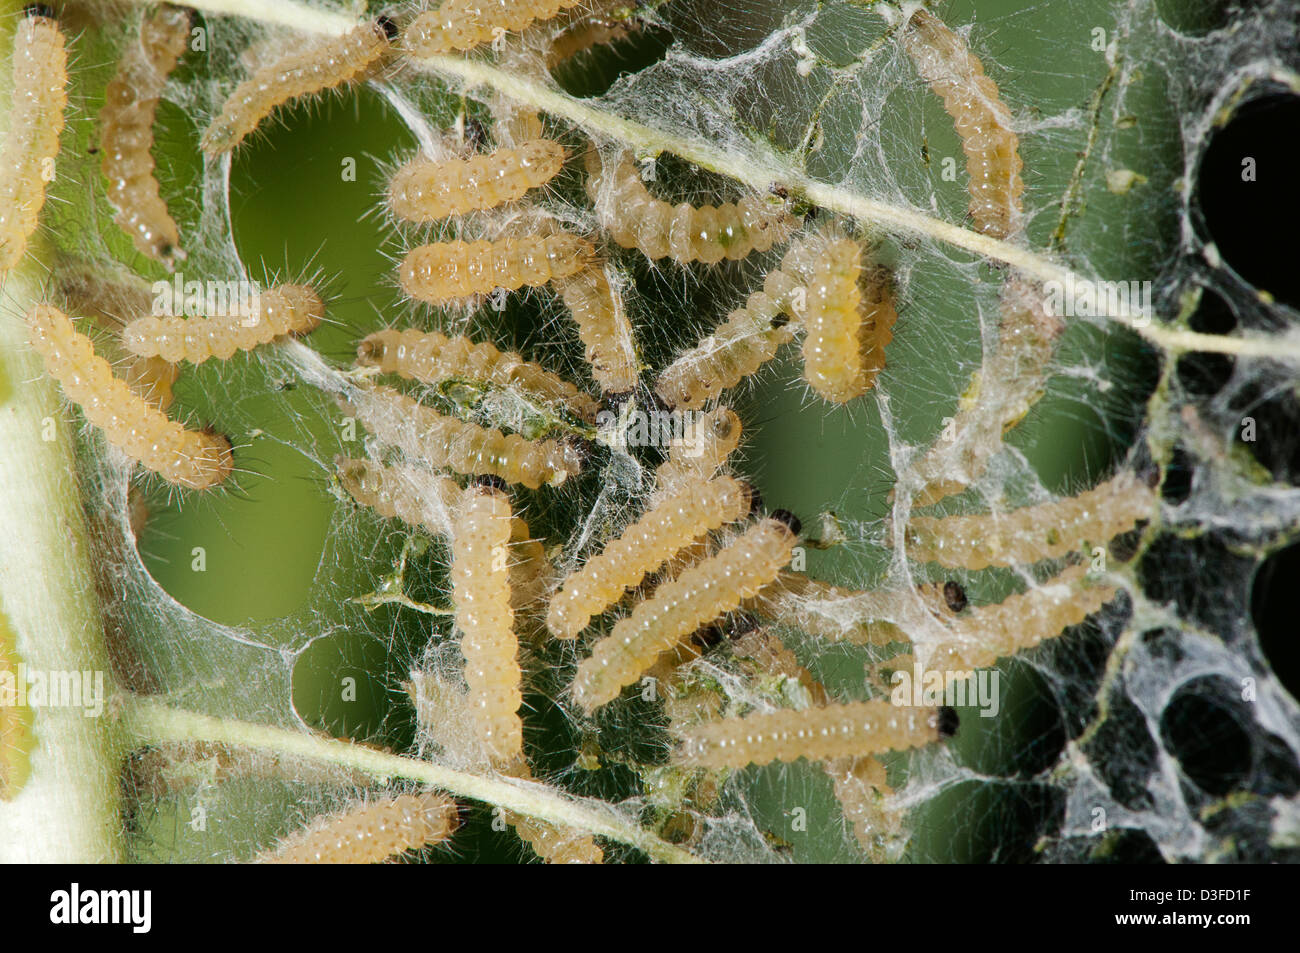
[[342, 384, 583, 489], [547, 475, 754, 639], [26, 305, 233, 490], [99, 5, 191, 268], [336, 456, 461, 535], [905, 277, 1064, 506], [571, 513, 801, 713], [507, 515, 552, 617], [902, 9, 1024, 239], [653, 406, 744, 496], [256, 792, 458, 864], [584, 150, 801, 264], [546, 17, 636, 67], [121, 284, 325, 364], [201, 19, 394, 155], [554, 265, 640, 395], [451, 481, 524, 766], [654, 255, 806, 411], [0, 608, 33, 801], [509, 813, 604, 864], [388, 139, 566, 223], [674, 699, 955, 770], [399, 233, 594, 304], [356, 327, 599, 422], [922, 564, 1119, 674], [0, 12, 68, 274], [902, 470, 1158, 570], [403, 0, 587, 56]]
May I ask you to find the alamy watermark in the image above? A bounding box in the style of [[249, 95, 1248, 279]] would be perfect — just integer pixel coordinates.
[[1043, 275, 1153, 326], [890, 663, 1001, 718], [0, 665, 105, 718], [152, 274, 261, 325], [597, 405, 711, 456]]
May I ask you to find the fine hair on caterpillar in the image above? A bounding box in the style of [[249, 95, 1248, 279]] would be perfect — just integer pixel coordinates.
[[0, 11, 67, 274], [403, 0, 587, 56], [99, 5, 191, 269], [388, 138, 567, 224], [255, 791, 458, 864], [399, 232, 595, 304]]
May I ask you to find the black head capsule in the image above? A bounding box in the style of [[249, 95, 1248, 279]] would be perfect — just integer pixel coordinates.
[[23, 4, 56, 18], [376, 15, 399, 41], [943, 580, 968, 613], [746, 485, 764, 516], [770, 508, 801, 537], [473, 474, 508, 492], [602, 390, 634, 415], [936, 706, 960, 738]]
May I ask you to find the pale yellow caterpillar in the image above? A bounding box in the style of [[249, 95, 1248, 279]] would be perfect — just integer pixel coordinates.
[[902, 470, 1158, 569], [1, 608, 33, 801], [0, 12, 67, 274], [674, 699, 954, 770], [388, 139, 566, 223], [554, 265, 640, 394], [546, 17, 635, 67], [26, 305, 233, 490], [584, 150, 801, 264], [906, 277, 1064, 506], [571, 513, 800, 713], [404, 0, 586, 55], [547, 475, 754, 639], [201, 19, 395, 155], [342, 384, 583, 489], [510, 813, 604, 863], [902, 9, 1024, 239], [336, 456, 460, 532], [256, 792, 458, 864], [654, 256, 805, 411], [451, 481, 524, 765], [507, 515, 552, 617], [922, 564, 1119, 674], [399, 233, 594, 304], [357, 327, 599, 422], [652, 405, 743, 497], [121, 284, 325, 364], [99, 5, 191, 268]]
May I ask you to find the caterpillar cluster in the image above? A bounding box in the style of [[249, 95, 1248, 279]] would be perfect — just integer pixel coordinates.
[[26, 305, 232, 490], [256, 792, 458, 864], [902, 470, 1159, 569], [121, 284, 324, 365], [902, 9, 1025, 239], [451, 482, 524, 766], [0, 12, 67, 274], [554, 265, 640, 395], [400, 233, 594, 304], [584, 150, 801, 265], [388, 139, 566, 223], [571, 513, 800, 714], [403, 0, 586, 56], [99, 5, 191, 268], [201, 19, 394, 154], [357, 327, 598, 422], [342, 384, 583, 489], [674, 699, 954, 770], [547, 475, 754, 639]]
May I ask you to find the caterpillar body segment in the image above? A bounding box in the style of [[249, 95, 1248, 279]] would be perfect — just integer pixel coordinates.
[[584, 150, 801, 265], [26, 305, 232, 489], [546, 475, 753, 639], [922, 564, 1119, 674], [451, 483, 524, 765], [902, 9, 1024, 239], [399, 233, 594, 303], [903, 470, 1158, 569], [674, 699, 949, 769], [388, 139, 566, 223], [404, 0, 587, 56], [121, 284, 325, 364], [906, 278, 1064, 506], [508, 516, 552, 616], [0, 13, 68, 273], [554, 265, 640, 394], [357, 327, 598, 421], [201, 20, 393, 155], [99, 5, 191, 267], [256, 792, 458, 863], [653, 406, 743, 496], [509, 813, 604, 863], [335, 456, 461, 535], [571, 515, 799, 713], [342, 384, 583, 489]]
